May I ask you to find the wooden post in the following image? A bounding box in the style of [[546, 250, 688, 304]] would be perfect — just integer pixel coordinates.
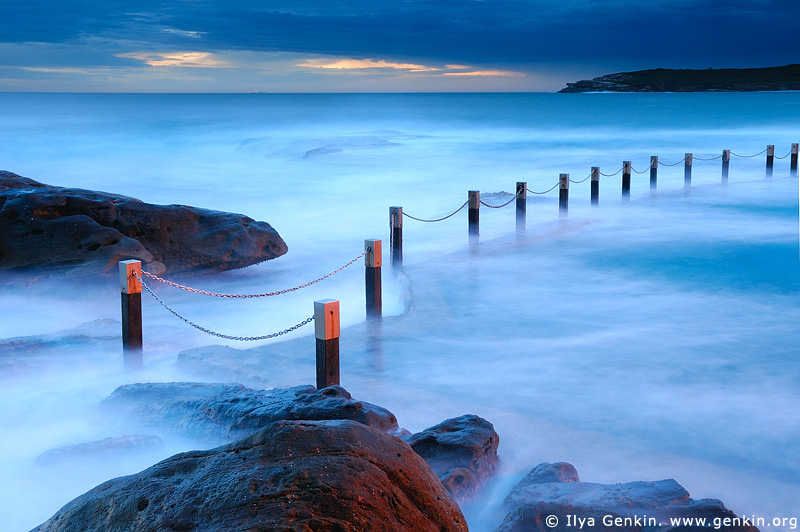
[[791, 144, 799, 177], [389, 206, 403, 269], [364, 239, 382, 320], [766, 145, 774, 178], [468, 190, 479, 244], [516, 182, 526, 232], [622, 161, 631, 201], [559, 174, 569, 217], [684, 153, 693, 189], [315, 299, 340, 389], [649, 156, 658, 194], [119, 260, 143, 370], [722, 150, 731, 184], [590, 167, 599, 206]]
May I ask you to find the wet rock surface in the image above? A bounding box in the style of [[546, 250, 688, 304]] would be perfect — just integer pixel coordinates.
[[34, 435, 165, 467], [405, 414, 499, 500], [99, 382, 400, 442], [31, 419, 469, 532], [0, 171, 287, 274], [495, 462, 759, 532]]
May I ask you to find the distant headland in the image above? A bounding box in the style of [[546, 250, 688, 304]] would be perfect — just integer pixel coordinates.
[[559, 64, 800, 93]]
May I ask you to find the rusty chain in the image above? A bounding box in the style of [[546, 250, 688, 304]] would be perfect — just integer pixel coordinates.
[[140, 251, 366, 298]]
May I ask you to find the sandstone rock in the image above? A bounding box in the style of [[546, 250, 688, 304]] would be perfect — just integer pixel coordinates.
[[496, 462, 759, 532], [99, 382, 399, 443], [31, 419, 469, 532], [0, 171, 287, 274], [34, 435, 165, 467], [406, 414, 499, 499]]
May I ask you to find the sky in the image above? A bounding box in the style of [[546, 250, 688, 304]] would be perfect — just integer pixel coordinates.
[[1, 0, 798, 93]]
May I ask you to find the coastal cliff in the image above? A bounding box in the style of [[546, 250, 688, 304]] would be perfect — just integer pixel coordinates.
[[559, 64, 800, 93]]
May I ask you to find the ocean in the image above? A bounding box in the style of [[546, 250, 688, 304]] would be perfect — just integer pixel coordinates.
[[1, 92, 799, 531]]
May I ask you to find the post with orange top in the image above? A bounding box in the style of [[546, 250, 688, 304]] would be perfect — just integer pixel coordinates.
[[649, 156, 658, 194], [364, 239, 382, 320], [468, 190, 480, 245], [119, 260, 143, 370], [590, 167, 599, 205], [766, 145, 774, 178], [559, 174, 569, 217], [516, 182, 527, 233], [791, 144, 798, 177], [315, 299, 340, 389], [622, 161, 631, 201], [684, 153, 693, 189], [722, 150, 731, 184]]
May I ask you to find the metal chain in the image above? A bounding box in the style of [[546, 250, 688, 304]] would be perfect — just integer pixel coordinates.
[[774, 151, 791, 160], [630, 165, 650, 174], [658, 158, 685, 167], [527, 182, 560, 195], [479, 195, 517, 209], [135, 273, 315, 341], [569, 173, 592, 184], [403, 199, 469, 222], [731, 148, 768, 158], [693, 154, 723, 161], [140, 251, 366, 298], [599, 167, 624, 176]]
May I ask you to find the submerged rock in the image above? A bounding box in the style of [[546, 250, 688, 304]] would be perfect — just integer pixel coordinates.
[[34, 435, 165, 467], [0, 171, 287, 274], [496, 462, 759, 532], [99, 382, 399, 442], [31, 419, 469, 532], [406, 414, 499, 499]]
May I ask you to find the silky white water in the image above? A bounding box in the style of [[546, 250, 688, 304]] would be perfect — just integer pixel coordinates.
[[1, 92, 798, 531]]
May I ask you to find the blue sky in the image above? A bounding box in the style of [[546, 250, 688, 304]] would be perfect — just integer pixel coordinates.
[[1, 0, 798, 92]]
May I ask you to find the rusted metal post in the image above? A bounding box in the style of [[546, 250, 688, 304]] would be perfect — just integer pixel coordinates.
[[684, 153, 693, 189], [622, 161, 631, 201], [389, 206, 402, 269], [516, 182, 526, 233], [791, 144, 799, 177], [315, 299, 340, 389], [649, 156, 658, 194], [468, 190, 479, 245], [766, 145, 774, 178], [119, 260, 143, 370], [364, 239, 382, 320], [590, 167, 599, 206], [559, 174, 569, 217], [722, 150, 730, 184]]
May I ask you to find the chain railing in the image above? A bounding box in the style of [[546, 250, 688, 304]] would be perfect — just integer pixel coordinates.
[[135, 272, 314, 341], [569, 173, 593, 183], [731, 148, 768, 158], [527, 181, 560, 195], [480, 195, 517, 208], [403, 199, 469, 222], [599, 167, 624, 176], [140, 251, 366, 298]]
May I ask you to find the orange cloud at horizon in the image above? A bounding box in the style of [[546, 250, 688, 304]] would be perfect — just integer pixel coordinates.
[[297, 58, 440, 72], [443, 70, 525, 77], [116, 52, 230, 68]]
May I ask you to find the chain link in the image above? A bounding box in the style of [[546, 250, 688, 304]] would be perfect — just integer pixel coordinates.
[[135, 273, 315, 341], [403, 199, 469, 222], [731, 148, 768, 158], [140, 251, 366, 298], [693, 154, 723, 161], [527, 182, 560, 195], [599, 167, 624, 176], [630, 165, 650, 174], [479, 195, 517, 208], [774, 151, 791, 160], [569, 173, 592, 183], [658, 158, 685, 167]]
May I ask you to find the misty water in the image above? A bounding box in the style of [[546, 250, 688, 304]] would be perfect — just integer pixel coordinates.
[[1, 92, 798, 531]]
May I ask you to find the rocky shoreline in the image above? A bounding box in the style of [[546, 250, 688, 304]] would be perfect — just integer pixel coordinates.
[[559, 64, 800, 93], [31, 382, 756, 532]]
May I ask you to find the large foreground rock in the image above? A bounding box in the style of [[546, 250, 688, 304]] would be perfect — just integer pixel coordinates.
[[0, 171, 287, 274], [406, 414, 499, 500], [496, 462, 759, 532], [99, 383, 400, 442], [31, 419, 469, 532]]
